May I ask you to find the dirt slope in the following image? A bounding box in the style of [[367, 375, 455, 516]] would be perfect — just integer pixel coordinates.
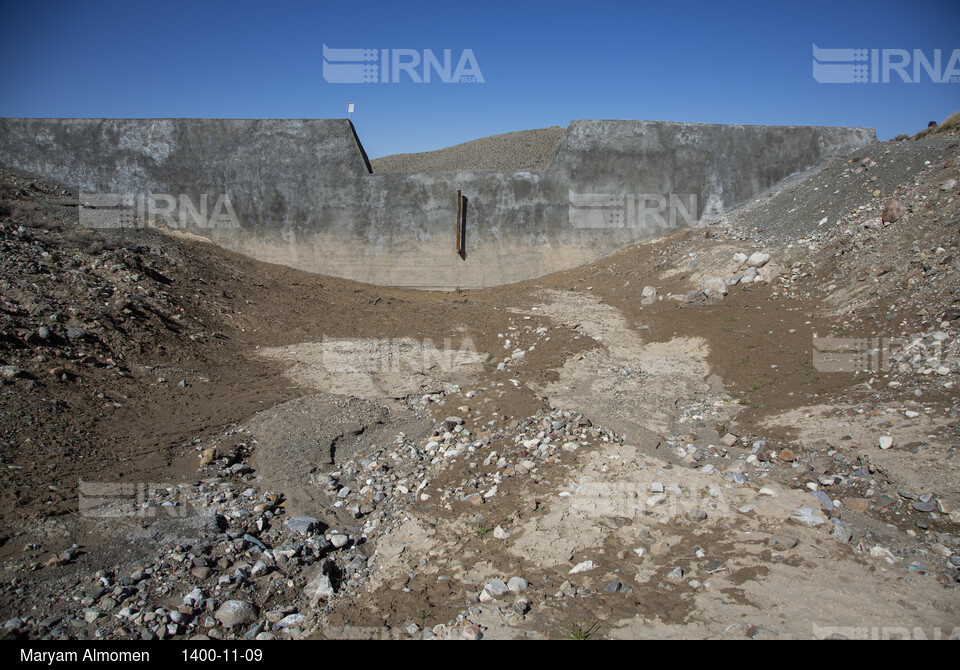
[[370, 126, 564, 172]]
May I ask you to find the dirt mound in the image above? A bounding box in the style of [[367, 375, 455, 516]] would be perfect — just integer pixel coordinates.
[[370, 126, 565, 172]]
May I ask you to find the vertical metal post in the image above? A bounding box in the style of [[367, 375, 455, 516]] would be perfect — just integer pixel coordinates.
[[456, 189, 463, 255]]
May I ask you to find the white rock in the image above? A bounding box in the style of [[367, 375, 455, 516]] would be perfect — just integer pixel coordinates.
[[483, 579, 509, 598], [305, 571, 335, 605], [747, 252, 771, 268], [214, 600, 257, 629], [646, 494, 667, 507], [276, 613, 306, 629], [879, 436, 893, 450], [789, 507, 825, 527], [702, 277, 728, 299], [507, 576, 528, 593], [641, 286, 658, 305], [569, 560, 595, 574], [183, 587, 205, 608], [869, 546, 897, 563]]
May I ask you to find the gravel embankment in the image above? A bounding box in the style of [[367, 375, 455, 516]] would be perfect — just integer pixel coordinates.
[[370, 126, 565, 173]]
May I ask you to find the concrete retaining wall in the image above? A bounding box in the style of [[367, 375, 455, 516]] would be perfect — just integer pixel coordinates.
[[0, 118, 876, 288]]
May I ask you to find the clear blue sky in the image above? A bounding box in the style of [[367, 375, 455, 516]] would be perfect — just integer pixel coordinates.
[[1, 0, 958, 157]]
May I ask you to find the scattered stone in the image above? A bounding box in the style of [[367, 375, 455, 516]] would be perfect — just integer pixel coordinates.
[[569, 560, 595, 574], [641, 286, 657, 305], [305, 567, 336, 605], [276, 613, 305, 629], [702, 277, 728, 299], [809, 490, 835, 511], [183, 588, 204, 608], [285, 517, 320, 534], [720, 433, 738, 447], [870, 546, 897, 563], [789, 508, 825, 527], [460, 624, 482, 640], [507, 576, 528, 593], [781, 246, 809, 266], [199, 448, 217, 467], [881, 199, 904, 223], [191, 566, 212, 580], [830, 518, 853, 543], [214, 601, 257, 629], [483, 579, 510, 599], [1, 365, 22, 380], [766, 536, 799, 551], [843, 497, 871, 515]]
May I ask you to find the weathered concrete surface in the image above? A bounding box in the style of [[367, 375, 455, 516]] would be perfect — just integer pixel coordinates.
[[0, 118, 876, 289], [548, 120, 877, 206]]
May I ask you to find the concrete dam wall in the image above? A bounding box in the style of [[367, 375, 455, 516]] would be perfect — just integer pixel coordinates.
[[0, 118, 876, 289]]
